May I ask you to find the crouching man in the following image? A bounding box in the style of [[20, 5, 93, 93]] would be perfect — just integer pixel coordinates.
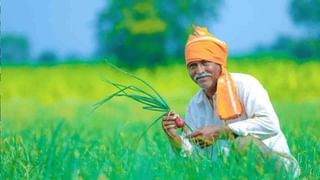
[[162, 26, 300, 177]]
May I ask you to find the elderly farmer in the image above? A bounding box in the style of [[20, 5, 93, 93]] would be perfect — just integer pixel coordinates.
[[162, 26, 300, 177]]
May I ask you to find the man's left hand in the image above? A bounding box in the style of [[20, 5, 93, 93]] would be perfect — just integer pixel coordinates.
[[186, 125, 223, 148]]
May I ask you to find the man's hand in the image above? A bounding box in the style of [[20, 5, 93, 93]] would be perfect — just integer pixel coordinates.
[[186, 125, 222, 148], [187, 124, 234, 148], [162, 112, 179, 138], [162, 112, 182, 151]]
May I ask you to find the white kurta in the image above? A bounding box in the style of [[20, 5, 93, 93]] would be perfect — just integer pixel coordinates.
[[181, 73, 300, 177]]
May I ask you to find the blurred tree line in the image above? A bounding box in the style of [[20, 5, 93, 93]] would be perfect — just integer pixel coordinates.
[[1, 35, 30, 64], [1, 35, 58, 65], [259, 0, 320, 61], [96, 0, 320, 66], [2, 0, 320, 66], [96, 0, 223, 68]]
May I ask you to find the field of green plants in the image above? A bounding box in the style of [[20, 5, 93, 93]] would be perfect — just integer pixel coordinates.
[[1, 58, 320, 179]]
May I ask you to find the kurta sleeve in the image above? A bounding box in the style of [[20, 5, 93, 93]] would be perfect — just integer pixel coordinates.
[[228, 78, 281, 140]]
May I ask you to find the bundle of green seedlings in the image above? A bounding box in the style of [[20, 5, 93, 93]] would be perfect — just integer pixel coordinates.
[[93, 64, 192, 145]]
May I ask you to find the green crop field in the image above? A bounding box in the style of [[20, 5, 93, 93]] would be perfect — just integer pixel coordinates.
[[1, 58, 320, 179]]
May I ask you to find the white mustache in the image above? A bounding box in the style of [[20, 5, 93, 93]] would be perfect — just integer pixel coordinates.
[[193, 72, 212, 81]]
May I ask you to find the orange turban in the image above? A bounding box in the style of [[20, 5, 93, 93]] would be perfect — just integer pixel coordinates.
[[185, 26, 243, 120]]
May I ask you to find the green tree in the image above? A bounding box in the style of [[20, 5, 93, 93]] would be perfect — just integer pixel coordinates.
[[290, 0, 320, 35], [1, 35, 30, 64], [96, 0, 222, 67], [38, 50, 58, 65], [288, 0, 320, 60]]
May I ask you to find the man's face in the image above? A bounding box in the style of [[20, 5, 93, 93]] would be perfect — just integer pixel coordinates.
[[187, 60, 221, 91]]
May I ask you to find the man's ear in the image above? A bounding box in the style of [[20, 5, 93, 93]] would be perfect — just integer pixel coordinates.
[[217, 64, 222, 75]]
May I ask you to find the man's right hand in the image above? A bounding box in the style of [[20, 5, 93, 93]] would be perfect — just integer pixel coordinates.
[[162, 111, 183, 152], [162, 111, 179, 138]]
